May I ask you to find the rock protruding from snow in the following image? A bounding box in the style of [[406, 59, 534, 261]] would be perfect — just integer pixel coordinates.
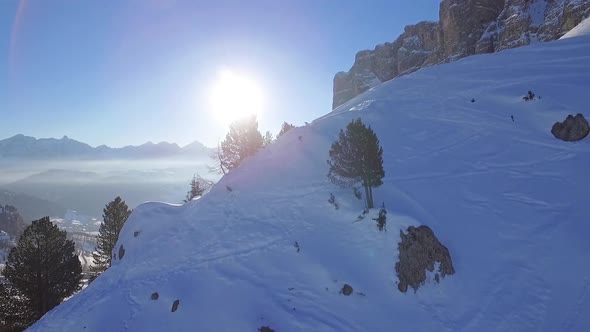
[[551, 114, 590, 141], [171, 300, 180, 312], [118, 244, 126, 260], [395, 226, 455, 293], [333, 0, 590, 109], [341, 284, 353, 296]]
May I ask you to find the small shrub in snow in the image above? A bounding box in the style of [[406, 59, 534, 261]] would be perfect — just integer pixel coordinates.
[[277, 121, 295, 138], [471, 98, 475, 103], [523, 90, 536, 101], [259, 326, 275, 332], [294, 241, 300, 253], [355, 208, 370, 222], [184, 174, 213, 202], [150, 292, 159, 300], [328, 193, 339, 210], [373, 203, 387, 232], [353, 187, 362, 200], [226, 185, 233, 192]]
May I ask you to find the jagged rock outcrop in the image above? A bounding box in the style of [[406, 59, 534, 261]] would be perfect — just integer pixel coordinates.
[[333, 0, 590, 109], [333, 21, 440, 108], [440, 0, 505, 58], [395, 226, 455, 293], [551, 113, 589, 141]]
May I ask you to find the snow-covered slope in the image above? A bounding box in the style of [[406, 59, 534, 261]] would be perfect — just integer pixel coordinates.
[[30, 34, 590, 331], [562, 17, 590, 39]]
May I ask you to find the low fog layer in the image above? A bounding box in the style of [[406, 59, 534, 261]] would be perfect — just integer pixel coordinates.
[[0, 158, 217, 219]]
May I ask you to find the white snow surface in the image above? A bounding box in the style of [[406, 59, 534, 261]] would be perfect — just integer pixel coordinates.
[[30, 36, 590, 331], [528, 0, 548, 28], [562, 16, 590, 39]]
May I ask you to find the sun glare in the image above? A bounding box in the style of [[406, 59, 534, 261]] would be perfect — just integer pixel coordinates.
[[209, 69, 264, 125]]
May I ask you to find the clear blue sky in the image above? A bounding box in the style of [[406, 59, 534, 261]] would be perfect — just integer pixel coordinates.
[[0, 0, 439, 148]]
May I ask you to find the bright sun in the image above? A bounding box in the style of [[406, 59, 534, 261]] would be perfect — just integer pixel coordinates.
[[209, 69, 264, 125]]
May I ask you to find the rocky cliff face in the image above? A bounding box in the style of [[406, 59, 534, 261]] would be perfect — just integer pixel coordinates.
[[333, 0, 590, 109]]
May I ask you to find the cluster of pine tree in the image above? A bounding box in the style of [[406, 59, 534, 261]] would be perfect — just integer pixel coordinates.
[[209, 116, 384, 211], [0, 196, 133, 330], [0, 217, 82, 331], [210, 116, 296, 174]]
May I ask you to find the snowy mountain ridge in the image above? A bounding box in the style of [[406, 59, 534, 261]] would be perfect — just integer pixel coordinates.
[[333, 0, 590, 108], [30, 25, 590, 332]]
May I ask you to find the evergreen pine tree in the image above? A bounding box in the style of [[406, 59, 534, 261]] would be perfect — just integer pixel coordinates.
[[0, 278, 35, 331], [92, 196, 131, 272], [1, 217, 81, 329], [373, 203, 387, 232], [208, 143, 227, 175], [220, 115, 264, 171], [277, 122, 295, 138], [327, 118, 384, 209], [263, 131, 274, 146], [184, 174, 212, 202]]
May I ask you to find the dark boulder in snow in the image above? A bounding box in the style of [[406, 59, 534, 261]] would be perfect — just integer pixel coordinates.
[[118, 244, 125, 260], [171, 299, 180, 312], [395, 226, 455, 292], [341, 284, 353, 296], [151, 292, 159, 300], [551, 114, 589, 142]]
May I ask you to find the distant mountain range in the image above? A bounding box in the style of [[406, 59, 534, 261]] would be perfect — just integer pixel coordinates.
[[0, 134, 212, 160]]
